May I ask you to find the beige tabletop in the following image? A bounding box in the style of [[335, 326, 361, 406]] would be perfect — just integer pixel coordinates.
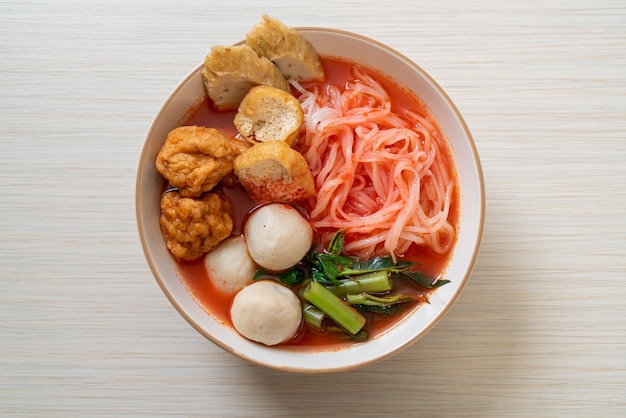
[[1, 1, 625, 416]]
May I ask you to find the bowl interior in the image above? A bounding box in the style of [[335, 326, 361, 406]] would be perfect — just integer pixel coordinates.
[[136, 28, 484, 373]]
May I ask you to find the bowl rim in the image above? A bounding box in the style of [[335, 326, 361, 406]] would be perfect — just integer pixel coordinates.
[[136, 26, 485, 373]]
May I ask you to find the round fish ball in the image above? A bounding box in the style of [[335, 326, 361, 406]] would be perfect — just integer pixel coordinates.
[[244, 203, 313, 272], [204, 236, 257, 295], [230, 280, 302, 346]]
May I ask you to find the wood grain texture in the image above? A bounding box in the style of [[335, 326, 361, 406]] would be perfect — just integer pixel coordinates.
[[1, 0, 625, 416]]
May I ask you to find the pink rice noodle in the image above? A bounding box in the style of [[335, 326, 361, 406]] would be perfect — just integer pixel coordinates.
[[291, 66, 455, 261]]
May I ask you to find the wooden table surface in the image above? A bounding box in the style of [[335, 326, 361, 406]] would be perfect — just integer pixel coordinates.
[[2, 1, 625, 416]]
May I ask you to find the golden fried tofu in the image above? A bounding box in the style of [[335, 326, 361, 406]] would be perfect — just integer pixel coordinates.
[[155, 126, 247, 198], [234, 140, 315, 204], [159, 190, 233, 261], [201, 44, 290, 111], [246, 15, 324, 82], [234, 85, 304, 147]]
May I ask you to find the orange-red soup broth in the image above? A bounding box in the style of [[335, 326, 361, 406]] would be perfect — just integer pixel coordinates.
[[172, 56, 459, 350]]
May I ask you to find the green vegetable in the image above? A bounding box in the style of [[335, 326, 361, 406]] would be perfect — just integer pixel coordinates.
[[310, 252, 352, 284], [302, 281, 366, 335], [259, 230, 451, 340], [293, 231, 422, 287], [355, 304, 399, 315], [348, 293, 416, 316], [326, 270, 392, 296], [346, 293, 416, 307], [326, 230, 345, 255], [341, 255, 415, 277], [279, 266, 308, 285], [326, 326, 368, 341], [253, 269, 267, 280], [399, 271, 450, 288], [302, 304, 325, 330]]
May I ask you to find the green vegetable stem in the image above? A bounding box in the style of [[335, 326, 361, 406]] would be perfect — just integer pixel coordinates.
[[326, 270, 392, 296], [302, 304, 325, 330], [346, 293, 416, 307], [302, 281, 366, 335]]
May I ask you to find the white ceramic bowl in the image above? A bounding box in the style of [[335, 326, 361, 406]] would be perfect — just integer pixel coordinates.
[[136, 28, 484, 373]]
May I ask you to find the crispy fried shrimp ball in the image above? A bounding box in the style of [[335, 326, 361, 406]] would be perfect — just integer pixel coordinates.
[[156, 126, 247, 198], [159, 190, 233, 261]]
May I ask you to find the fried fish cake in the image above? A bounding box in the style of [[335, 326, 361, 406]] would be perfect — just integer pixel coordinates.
[[246, 15, 324, 82], [201, 44, 290, 112], [234, 140, 315, 204], [159, 190, 233, 261], [155, 126, 246, 198], [234, 85, 304, 147]]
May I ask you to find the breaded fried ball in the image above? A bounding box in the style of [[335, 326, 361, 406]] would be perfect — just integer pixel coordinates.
[[159, 190, 233, 261], [156, 126, 246, 198]]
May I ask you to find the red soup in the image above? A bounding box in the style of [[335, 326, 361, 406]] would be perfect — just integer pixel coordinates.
[[174, 56, 459, 351]]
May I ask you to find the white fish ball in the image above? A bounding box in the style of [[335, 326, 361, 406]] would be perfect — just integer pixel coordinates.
[[204, 236, 257, 294], [244, 203, 313, 272], [230, 280, 302, 346]]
